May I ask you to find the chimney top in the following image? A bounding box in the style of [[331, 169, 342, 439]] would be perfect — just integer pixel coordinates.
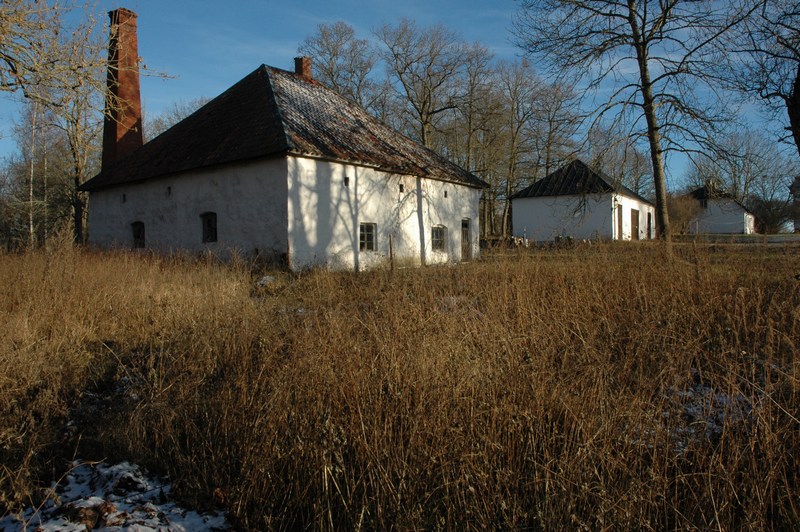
[[294, 56, 312, 80], [109, 7, 137, 19]]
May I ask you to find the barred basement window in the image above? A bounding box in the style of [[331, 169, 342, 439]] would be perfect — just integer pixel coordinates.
[[432, 225, 446, 252], [201, 212, 217, 243], [131, 221, 145, 248], [359, 222, 376, 251]]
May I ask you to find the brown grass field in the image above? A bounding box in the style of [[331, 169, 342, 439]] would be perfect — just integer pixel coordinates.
[[1, 241, 798, 529]]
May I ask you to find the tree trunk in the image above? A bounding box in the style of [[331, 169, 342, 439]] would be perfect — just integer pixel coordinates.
[[28, 103, 38, 249], [788, 62, 800, 159], [627, 1, 672, 253], [43, 139, 48, 246], [73, 184, 84, 244], [72, 145, 85, 244], [501, 163, 516, 238]]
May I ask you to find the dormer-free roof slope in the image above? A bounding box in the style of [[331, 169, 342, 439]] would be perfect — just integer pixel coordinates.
[[81, 65, 487, 191], [510, 159, 652, 204], [687, 185, 753, 214]]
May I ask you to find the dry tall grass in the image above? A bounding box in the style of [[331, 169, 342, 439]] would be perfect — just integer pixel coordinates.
[[1, 242, 798, 529]]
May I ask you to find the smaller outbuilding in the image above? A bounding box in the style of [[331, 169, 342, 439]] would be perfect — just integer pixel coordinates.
[[685, 185, 755, 235], [790, 176, 800, 233], [510, 159, 655, 242]]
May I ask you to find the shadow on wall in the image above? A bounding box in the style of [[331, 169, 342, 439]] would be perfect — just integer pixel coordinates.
[[288, 158, 430, 271]]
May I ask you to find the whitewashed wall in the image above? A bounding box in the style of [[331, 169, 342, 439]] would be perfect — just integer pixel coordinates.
[[511, 193, 655, 242], [287, 156, 481, 271], [690, 199, 755, 234], [86, 158, 289, 258], [87, 155, 482, 271], [615, 194, 657, 240]]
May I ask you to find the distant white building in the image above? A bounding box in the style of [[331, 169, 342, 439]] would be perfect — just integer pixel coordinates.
[[510, 159, 656, 242], [791, 176, 800, 233], [80, 10, 487, 271], [686, 185, 756, 235]]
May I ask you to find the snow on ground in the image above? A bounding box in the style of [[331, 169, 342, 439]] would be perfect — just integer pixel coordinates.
[[0, 460, 230, 531]]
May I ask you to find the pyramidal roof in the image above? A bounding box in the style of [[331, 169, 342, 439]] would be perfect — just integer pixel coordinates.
[[687, 185, 753, 213], [688, 184, 734, 201], [510, 159, 652, 204], [81, 65, 488, 191]]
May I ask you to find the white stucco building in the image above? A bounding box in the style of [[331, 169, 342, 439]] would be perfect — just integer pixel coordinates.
[[510, 160, 656, 242], [81, 55, 487, 270], [788, 176, 799, 233], [686, 185, 756, 235]]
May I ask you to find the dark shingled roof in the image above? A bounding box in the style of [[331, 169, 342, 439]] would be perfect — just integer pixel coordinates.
[[688, 185, 735, 201], [509, 159, 653, 204], [81, 65, 488, 191], [687, 185, 753, 213]]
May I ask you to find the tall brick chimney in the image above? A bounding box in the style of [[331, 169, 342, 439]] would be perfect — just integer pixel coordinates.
[[294, 56, 312, 80], [102, 8, 143, 171]]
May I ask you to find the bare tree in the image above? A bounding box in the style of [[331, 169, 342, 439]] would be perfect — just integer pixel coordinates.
[[2, 101, 74, 249], [450, 43, 495, 172], [298, 21, 384, 112], [375, 18, 465, 148], [725, 0, 800, 158], [686, 130, 774, 201], [47, 9, 106, 243], [1, 0, 67, 102], [588, 122, 653, 197], [514, 0, 756, 247], [145, 97, 211, 141], [667, 192, 704, 234], [527, 79, 581, 178], [0, 1, 108, 108], [1, 2, 123, 242], [495, 60, 541, 237]]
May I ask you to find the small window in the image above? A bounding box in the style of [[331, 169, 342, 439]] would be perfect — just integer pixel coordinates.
[[344, 176, 350, 187], [167, 186, 172, 196], [432, 225, 446, 252], [122, 193, 127, 203], [444, 190, 448, 198], [131, 221, 145, 248], [201, 212, 217, 243], [359, 222, 376, 251], [399, 183, 405, 193]]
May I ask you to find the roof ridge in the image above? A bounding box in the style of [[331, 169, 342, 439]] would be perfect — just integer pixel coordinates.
[[260, 65, 293, 152]]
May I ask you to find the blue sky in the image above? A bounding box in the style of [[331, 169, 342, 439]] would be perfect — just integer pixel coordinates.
[[4, 1, 780, 186], [122, 0, 521, 113], [0, 0, 520, 164]]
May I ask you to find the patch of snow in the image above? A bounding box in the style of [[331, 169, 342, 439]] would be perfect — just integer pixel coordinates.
[[0, 460, 230, 531], [660, 367, 754, 455], [255, 275, 276, 288]]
